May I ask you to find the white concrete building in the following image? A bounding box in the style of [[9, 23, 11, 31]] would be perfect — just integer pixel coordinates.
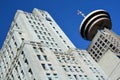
[[87, 28, 120, 62], [79, 9, 120, 79], [98, 50, 120, 80], [0, 8, 109, 80]]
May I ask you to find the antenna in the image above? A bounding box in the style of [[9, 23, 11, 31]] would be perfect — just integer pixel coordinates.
[[77, 10, 85, 18]]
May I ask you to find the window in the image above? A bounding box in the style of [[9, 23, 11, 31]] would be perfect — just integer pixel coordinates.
[[37, 55, 41, 60], [42, 14, 44, 16], [37, 35, 41, 39], [48, 33, 51, 36], [30, 16, 33, 19], [68, 66, 73, 72], [28, 68, 33, 75], [39, 48, 44, 52], [25, 59, 29, 65], [51, 43, 53, 45], [45, 28, 48, 31], [74, 75, 78, 80], [15, 23, 18, 27], [41, 63, 46, 70], [31, 25, 34, 28], [39, 31, 42, 34], [42, 24, 44, 27], [53, 73, 58, 79], [21, 38, 24, 41], [12, 36, 15, 40], [38, 23, 40, 25], [29, 20, 31, 23], [67, 46, 70, 49], [48, 64, 54, 70], [53, 27, 55, 29], [46, 17, 52, 21], [63, 40, 66, 44], [51, 38, 54, 41], [46, 73, 51, 80], [33, 21, 36, 24], [62, 65, 68, 72], [47, 37, 50, 41], [33, 47, 38, 52], [56, 31, 59, 33], [21, 70, 24, 76], [36, 26, 39, 29], [68, 74, 73, 80], [43, 55, 48, 61], [110, 44, 113, 47], [40, 27, 43, 30], [14, 42, 17, 47], [11, 74, 14, 80], [18, 61, 21, 67], [41, 41, 44, 43], [26, 16, 29, 19], [99, 53, 102, 56], [59, 35, 62, 39], [94, 54, 97, 57], [50, 23, 52, 25], [102, 43, 105, 46], [19, 32, 22, 35], [18, 76, 21, 80], [42, 36, 46, 40], [34, 30, 37, 33], [44, 32, 47, 35]]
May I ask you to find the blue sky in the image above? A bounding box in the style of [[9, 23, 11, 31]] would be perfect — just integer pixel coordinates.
[[0, 0, 120, 49]]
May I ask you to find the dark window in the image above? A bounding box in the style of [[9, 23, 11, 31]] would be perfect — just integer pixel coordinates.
[[39, 48, 44, 52], [25, 59, 29, 65], [110, 44, 113, 47], [43, 55, 48, 61], [41, 64, 46, 70], [28, 68, 33, 74], [37, 55, 41, 60], [46, 17, 52, 21]]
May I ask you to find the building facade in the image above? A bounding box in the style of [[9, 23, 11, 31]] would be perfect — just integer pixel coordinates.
[[87, 29, 120, 79], [87, 28, 120, 62], [98, 50, 120, 80], [79, 9, 120, 79], [0, 8, 109, 80]]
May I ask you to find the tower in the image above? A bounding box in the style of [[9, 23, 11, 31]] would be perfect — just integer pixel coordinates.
[[79, 9, 120, 61], [80, 10, 120, 79], [80, 9, 112, 41], [0, 8, 109, 80]]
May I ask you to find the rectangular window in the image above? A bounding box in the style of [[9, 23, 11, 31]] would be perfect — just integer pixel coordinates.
[[46, 73, 52, 80], [33, 47, 38, 53], [43, 55, 48, 61], [37, 35, 41, 39], [39, 48, 44, 52], [25, 59, 29, 65], [28, 68, 33, 75], [37, 55, 41, 60], [53, 73, 58, 80], [41, 63, 46, 70], [34, 30, 38, 33], [14, 42, 17, 47], [48, 64, 54, 70]]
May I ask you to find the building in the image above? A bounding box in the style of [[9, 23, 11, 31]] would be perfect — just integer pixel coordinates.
[[87, 28, 120, 62], [79, 9, 120, 62], [79, 9, 120, 79], [98, 50, 120, 80], [0, 8, 109, 80]]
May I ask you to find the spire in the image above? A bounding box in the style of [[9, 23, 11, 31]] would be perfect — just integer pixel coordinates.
[[77, 10, 85, 18]]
